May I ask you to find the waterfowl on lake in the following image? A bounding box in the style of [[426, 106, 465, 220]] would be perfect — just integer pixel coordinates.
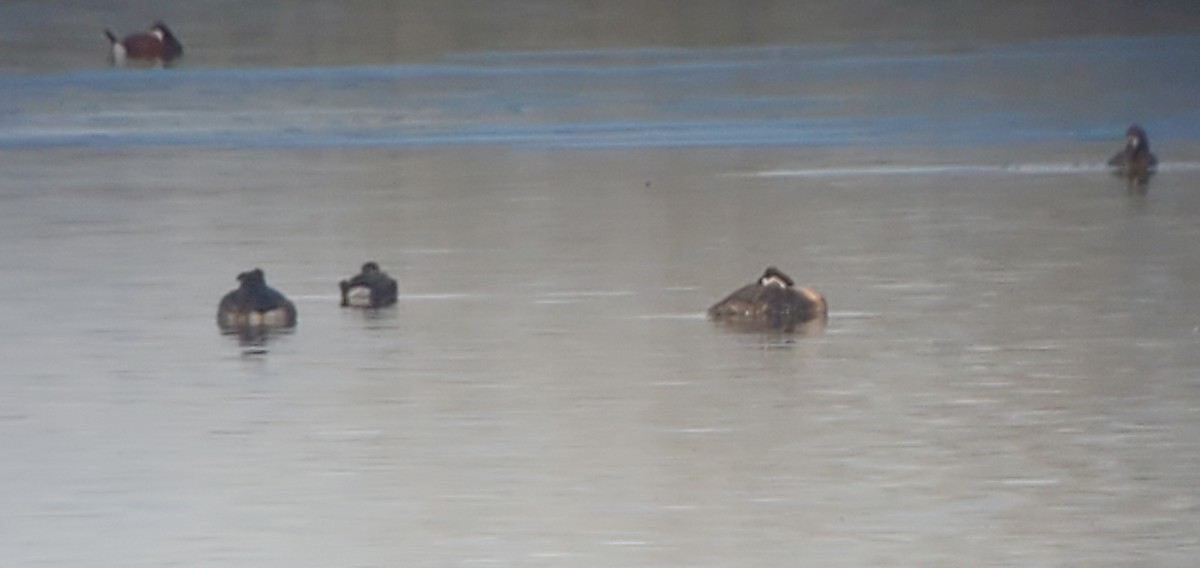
[[339, 262, 398, 308], [708, 266, 827, 332], [104, 21, 183, 66], [1107, 124, 1157, 188], [216, 268, 297, 332]]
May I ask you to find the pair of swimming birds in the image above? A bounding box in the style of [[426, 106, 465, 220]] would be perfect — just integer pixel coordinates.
[[216, 262, 398, 331]]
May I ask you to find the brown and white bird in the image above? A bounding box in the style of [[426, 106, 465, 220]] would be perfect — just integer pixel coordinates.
[[708, 266, 827, 333]]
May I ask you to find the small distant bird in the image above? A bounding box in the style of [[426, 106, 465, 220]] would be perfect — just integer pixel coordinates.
[[216, 268, 297, 332], [1107, 124, 1157, 189], [104, 21, 184, 66], [708, 266, 827, 333], [339, 262, 399, 308]]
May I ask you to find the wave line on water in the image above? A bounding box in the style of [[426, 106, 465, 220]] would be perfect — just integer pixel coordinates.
[[631, 313, 707, 321], [745, 162, 1200, 178], [542, 290, 637, 298], [290, 293, 486, 302], [402, 293, 484, 301]]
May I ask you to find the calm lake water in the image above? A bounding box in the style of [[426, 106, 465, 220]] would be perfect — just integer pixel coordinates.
[[2, 2, 1200, 567]]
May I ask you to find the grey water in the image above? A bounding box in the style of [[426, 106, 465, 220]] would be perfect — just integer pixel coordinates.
[[3, 2, 1200, 567]]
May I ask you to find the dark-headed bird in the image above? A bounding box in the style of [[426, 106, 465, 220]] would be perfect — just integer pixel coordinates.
[[339, 262, 399, 308], [1108, 124, 1157, 190], [216, 268, 297, 332]]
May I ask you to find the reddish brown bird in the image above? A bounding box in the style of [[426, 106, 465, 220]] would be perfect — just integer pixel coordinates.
[[104, 21, 184, 66]]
